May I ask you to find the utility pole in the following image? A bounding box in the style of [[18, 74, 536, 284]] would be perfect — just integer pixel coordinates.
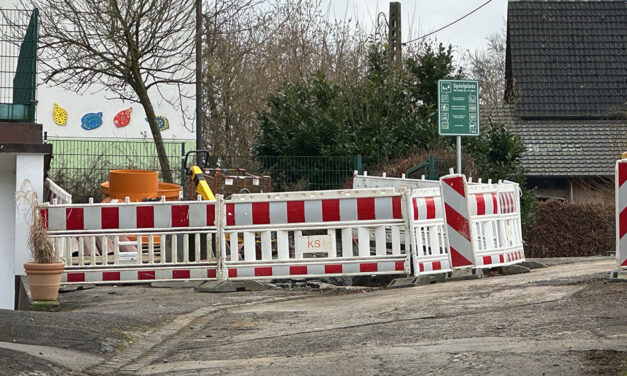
[[388, 2, 402, 67], [195, 0, 203, 155]]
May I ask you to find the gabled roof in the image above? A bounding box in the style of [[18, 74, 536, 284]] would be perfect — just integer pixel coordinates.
[[510, 119, 627, 176], [505, 0, 627, 117]]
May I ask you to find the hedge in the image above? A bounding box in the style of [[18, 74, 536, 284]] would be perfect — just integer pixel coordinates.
[[524, 200, 614, 257]]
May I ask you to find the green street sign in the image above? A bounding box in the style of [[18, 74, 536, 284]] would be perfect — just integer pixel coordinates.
[[438, 79, 480, 136]]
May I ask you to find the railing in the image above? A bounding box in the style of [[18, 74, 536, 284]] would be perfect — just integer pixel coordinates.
[[0, 8, 37, 122], [44, 178, 72, 204]]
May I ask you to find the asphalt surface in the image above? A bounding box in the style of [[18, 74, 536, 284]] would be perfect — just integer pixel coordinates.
[[0, 256, 625, 375]]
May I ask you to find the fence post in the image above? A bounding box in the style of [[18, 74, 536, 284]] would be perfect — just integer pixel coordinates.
[[428, 155, 436, 180], [354, 154, 364, 175], [215, 194, 228, 280], [180, 142, 186, 190], [401, 187, 416, 276]]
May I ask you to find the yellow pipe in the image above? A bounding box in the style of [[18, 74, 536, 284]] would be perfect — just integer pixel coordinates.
[[190, 166, 215, 201]]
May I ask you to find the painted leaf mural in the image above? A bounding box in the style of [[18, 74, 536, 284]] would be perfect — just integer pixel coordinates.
[[52, 103, 68, 126], [81, 112, 103, 130], [146, 115, 170, 131], [114, 107, 132, 128]]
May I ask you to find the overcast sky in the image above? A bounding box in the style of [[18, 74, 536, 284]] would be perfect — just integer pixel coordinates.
[[327, 0, 508, 53]]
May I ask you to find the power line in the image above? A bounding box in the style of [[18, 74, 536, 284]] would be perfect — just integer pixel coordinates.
[[402, 0, 493, 46]]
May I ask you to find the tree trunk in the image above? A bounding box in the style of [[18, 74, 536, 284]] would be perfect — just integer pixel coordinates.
[[134, 83, 174, 183]]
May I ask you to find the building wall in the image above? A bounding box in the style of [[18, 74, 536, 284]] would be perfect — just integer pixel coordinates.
[[37, 84, 195, 141], [0, 154, 16, 310], [528, 176, 614, 206]]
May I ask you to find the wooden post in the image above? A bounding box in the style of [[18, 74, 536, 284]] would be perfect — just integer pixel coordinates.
[[388, 2, 402, 67]]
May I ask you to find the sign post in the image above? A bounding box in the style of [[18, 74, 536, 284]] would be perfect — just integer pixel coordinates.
[[438, 80, 480, 173]]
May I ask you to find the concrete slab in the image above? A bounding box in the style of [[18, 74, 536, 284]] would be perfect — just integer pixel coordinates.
[[501, 265, 531, 275], [413, 273, 447, 285], [609, 269, 627, 282], [386, 277, 418, 289], [151, 281, 205, 289], [520, 261, 548, 269], [446, 268, 484, 281], [194, 280, 267, 293], [30, 301, 60, 312]]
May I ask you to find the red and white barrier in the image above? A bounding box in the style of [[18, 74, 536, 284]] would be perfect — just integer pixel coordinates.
[[43, 200, 216, 232], [440, 174, 476, 268], [467, 180, 525, 268], [222, 188, 410, 280], [43, 175, 527, 285], [406, 187, 452, 275], [63, 265, 219, 284], [616, 159, 627, 269]]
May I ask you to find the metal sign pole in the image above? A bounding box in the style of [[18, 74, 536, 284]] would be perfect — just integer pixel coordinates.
[[456, 136, 462, 174]]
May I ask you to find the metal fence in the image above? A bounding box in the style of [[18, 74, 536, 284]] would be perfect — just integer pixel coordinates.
[[46, 137, 187, 203], [45, 137, 361, 202], [0, 8, 37, 122]]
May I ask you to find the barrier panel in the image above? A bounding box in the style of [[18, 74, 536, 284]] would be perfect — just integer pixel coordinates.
[[407, 186, 451, 275], [616, 159, 627, 269], [467, 179, 525, 267], [222, 188, 410, 279], [440, 174, 476, 268], [41, 197, 219, 284]]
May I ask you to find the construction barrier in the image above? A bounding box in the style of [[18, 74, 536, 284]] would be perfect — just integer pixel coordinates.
[[41, 173, 527, 285], [407, 185, 451, 275], [616, 158, 627, 269], [357, 173, 525, 270], [222, 188, 410, 279], [468, 179, 525, 267], [41, 197, 219, 284]]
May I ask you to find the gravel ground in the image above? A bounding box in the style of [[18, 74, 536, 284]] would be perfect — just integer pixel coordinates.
[[0, 256, 624, 375]]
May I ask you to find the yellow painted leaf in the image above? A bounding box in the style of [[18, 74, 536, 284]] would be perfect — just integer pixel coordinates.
[[52, 103, 68, 126]]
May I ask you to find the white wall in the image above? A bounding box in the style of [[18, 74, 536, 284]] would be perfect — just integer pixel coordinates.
[[37, 84, 195, 141], [14, 154, 44, 275], [0, 153, 45, 310], [0, 154, 16, 310]]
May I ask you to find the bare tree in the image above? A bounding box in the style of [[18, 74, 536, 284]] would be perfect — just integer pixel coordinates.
[[202, 0, 369, 157], [467, 30, 506, 119], [27, 0, 197, 182]]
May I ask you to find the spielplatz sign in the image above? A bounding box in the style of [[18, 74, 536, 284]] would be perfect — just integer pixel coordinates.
[[438, 80, 480, 136]]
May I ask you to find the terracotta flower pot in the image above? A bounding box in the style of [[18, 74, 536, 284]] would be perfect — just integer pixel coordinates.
[[23, 262, 65, 301]]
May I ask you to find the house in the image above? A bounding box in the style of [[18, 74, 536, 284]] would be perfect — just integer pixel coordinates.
[[504, 0, 627, 203]]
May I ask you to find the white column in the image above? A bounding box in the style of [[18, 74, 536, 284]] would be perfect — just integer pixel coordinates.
[[14, 154, 45, 276], [0, 154, 17, 310]]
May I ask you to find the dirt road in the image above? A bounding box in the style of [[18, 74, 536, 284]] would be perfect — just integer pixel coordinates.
[[0, 256, 625, 375]]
